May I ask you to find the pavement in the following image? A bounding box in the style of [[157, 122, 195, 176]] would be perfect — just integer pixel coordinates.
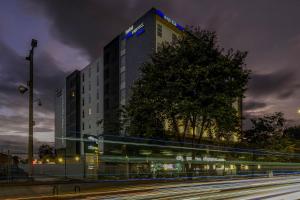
[[2, 176, 300, 199]]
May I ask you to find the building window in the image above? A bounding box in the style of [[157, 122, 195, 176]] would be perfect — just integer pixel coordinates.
[[89, 124, 91, 129], [82, 122, 85, 130], [82, 98, 85, 106], [82, 73, 85, 82], [97, 76, 99, 86], [120, 71, 125, 83], [97, 62, 99, 72], [88, 108, 92, 115], [89, 94, 91, 104], [97, 91, 99, 100], [89, 82, 91, 91], [157, 24, 162, 37], [88, 67, 91, 78], [82, 86, 84, 94], [120, 65, 125, 73], [120, 89, 126, 100], [121, 55, 125, 67], [97, 102, 99, 113], [104, 83, 109, 95], [71, 91, 75, 97], [104, 68, 109, 79], [104, 99, 109, 109], [121, 39, 126, 50], [104, 53, 110, 65], [172, 33, 177, 43], [82, 110, 85, 118]]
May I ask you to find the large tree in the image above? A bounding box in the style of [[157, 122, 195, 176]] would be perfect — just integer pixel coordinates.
[[125, 27, 250, 144]]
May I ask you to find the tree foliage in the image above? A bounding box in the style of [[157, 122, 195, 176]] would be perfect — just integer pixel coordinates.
[[242, 112, 294, 152], [38, 144, 55, 160], [125, 27, 250, 144]]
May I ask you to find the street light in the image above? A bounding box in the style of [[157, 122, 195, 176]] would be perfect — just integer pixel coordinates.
[[23, 39, 38, 180], [18, 85, 28, 94]]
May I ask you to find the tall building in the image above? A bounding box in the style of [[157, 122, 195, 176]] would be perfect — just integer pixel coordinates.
[[103, 8, 184, 134], [65, 70, 81, 155], [80, 57, 103, 154], [54, 87, 66, 151]]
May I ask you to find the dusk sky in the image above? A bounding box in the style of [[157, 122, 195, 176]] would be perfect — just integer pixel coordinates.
[[1, 0, 300, 146]]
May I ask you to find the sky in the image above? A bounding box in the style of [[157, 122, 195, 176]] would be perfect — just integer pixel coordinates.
[[1, 0, 300, 150]]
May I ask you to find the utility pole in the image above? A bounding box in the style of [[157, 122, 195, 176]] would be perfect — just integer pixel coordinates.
[[26, 39, 38, 179]]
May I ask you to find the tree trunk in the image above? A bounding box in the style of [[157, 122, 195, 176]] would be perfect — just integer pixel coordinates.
[[197, 117, 207, 144], [182, 117, 189, 144], [171, 115, 181, 143]]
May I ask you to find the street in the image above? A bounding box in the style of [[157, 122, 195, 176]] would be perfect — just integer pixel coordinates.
[[5, 176, 300, 200], [78, 176, 300, 200]]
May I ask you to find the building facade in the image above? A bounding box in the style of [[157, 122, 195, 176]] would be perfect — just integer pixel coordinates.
[[65, 70, 81, 156], [103, 8, 184, 134], [54, 87, 66, 151], [80, 57, 104, 154]]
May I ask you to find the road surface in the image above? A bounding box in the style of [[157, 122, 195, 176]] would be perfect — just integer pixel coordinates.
[[80, 176, 300, 200], [4, 176, 300, 199]]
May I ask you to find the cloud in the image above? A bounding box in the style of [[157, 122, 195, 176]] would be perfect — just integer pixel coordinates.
[[247, 70, 300, 100], [0, 135, 53, 154], [1, 0, 300, 144], [243, 101, 267, 111], [0, 40, 68, 143], [27, 0, 159, 59]]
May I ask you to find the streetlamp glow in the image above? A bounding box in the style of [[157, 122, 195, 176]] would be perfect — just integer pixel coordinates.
[[74, 156, 80, 161]]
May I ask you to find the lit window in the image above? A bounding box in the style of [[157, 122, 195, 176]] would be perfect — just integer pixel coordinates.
[[71, 91, 75, 97], [120, 65, 125, 73], [157, 24, 162, 37], [88, 108, 92, 115]]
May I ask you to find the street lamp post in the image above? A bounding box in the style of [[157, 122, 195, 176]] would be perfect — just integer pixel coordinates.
[[26, 39, 38, 179]]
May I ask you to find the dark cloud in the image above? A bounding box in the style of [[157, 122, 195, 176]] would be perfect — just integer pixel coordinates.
[[27, 0, 162, 59], [247, 70, 300, 100], [0, 135, 53, 154], [0, 40, 68, 141], [243, 101, 267, 111], [1, 0, 300, 142]]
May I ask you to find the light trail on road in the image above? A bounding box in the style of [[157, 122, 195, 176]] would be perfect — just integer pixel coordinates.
[[79, 176, 300, 200]]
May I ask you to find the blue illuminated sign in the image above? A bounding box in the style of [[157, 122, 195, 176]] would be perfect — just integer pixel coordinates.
[[155, 9, 184, 31], [124, 23, 145, 40]]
